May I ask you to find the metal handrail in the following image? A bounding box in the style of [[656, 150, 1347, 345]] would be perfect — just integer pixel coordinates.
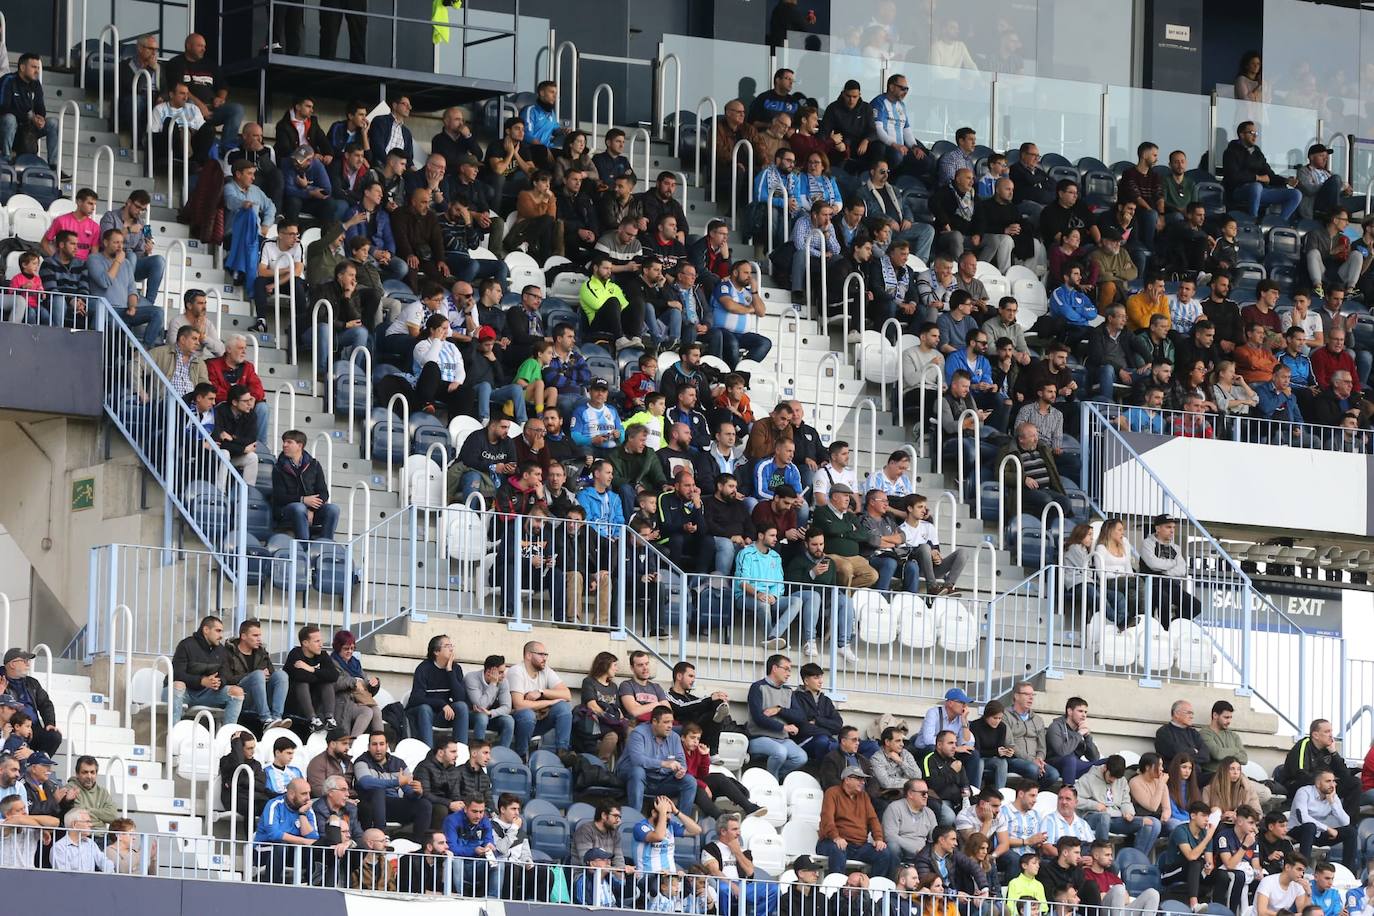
[[347, 480, 373, 539], [730, 138, 755, 228], [311, 299, 335, 411], [346, 346, 372, 446], [771, 305, 801, 389], [694, 96, 719, 200], [625, 127, 653, 192], [271, 384, 298, 444], [590, 83, 614, 151], [765, 183, 790, 256], [312, 431, 335, 489], [185, 709, 216, 819], [149, 655, 174, 779], [0, 592, 8, 654], [31, 642, 53, 689], [161, 238, 187, 324], [932, 490, 960, 554], [90, 24, 121, 133], [206, 287, 224, 341], [130, 68, 155, 173], [104, 754, 130, 818], [91, 145, 116, 211], [954, 408, 983, 518], [270, 253, 299, 361], [228, 762, 257, 847], [553, 41, 579, 131], [106, 603, 134, 727], [382, 392, 411, 493], [873, 317, 903, 414], [836, 272, 866, 369], [657, 52, 682, 151], [55, 101, 80, 199], [166, 122, 190, 208], [851, 397, 880, 485], [971, 539, 999, 606], [996, 453, 1024, 563], [64, 700, 92, 781], [813, 352, 841, 444]]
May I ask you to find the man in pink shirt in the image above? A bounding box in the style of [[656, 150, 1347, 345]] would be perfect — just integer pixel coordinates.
[[41, 188, 102, 260]]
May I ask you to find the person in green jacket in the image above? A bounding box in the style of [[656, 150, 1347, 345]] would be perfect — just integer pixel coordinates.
[[623, 392, 668, 450], [1005, 852, 1049, 916], [68, 755, 120, 827], [609, 423, 667, 511], [809, 485, 879, 589], [579, 254, 644, 349]]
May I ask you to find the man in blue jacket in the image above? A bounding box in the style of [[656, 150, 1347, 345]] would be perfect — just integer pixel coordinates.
[[619, 705, 698, 813], [443, 795, 498, 895], [405, 634, 470, 747], [353, 731, 424, 836], [253, 776, 321, 884], [519, 81, 564, 170], [283, 145, 346, 224], [0, 55, 59, 167], [367, 94, 415, 168]]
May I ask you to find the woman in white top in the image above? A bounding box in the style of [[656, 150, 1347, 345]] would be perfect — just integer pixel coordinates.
[[1062, 522, 1098, 638], [1208, 359, 1258, 425], [1090, 517, 1137, 628], [1233, 51, 1265, 102], [412, 313, 467, 415]]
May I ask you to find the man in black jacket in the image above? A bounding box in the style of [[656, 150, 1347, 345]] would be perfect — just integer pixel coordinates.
[[558, 168, 600, 265], [1009, 143, 1056, 207], [975, 177, 1033, 269], [0, 55, 60, 167], [666, 661, 733, 753], [273, 96, 333, 166], [1222, 121, 1302, 219], [821, 81, 878, 171], [406, 634, 470, 748], [213, 384, 263, 497], [1281, 718, 1361, 815], [414, 738, 467, 829], [169, 616, 244, 726], [1153, 700, 1211, 777], [930, 168, 978, 260], [1, 648, 63, 755], [748, 68, 807, 126], [285, 624, 339, 730], [919, 730, 971, 824], [638, 173, 690, 242], [272, 429, 340, 540], [819, 726, 877, 797]]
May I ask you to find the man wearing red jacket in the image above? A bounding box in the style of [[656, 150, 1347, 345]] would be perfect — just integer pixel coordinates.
[[207, 333, 270, 447], [1311, 326, 1363, 394]]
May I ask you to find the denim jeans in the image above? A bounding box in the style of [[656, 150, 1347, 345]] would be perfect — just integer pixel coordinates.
[[743, 592, 814, 640], [470, 711, 516, 748], [747, 735, 807, 779], [829, 592, 856, 648], [117, 300, 167, 348], [458, 469, 490, 501], [816, 839, 896, 879], [1110, 814, 1162, 853], [620, 766, 697, 813], [660, 308, 685, 345], [1234, 181, 1303, 220], [132, 253, 167, 304], [512, 699, 573, 757], [253, 402, 272, 450], [871, 555, 920, 592], [173, 682, 243, 725], [712, 537, 740, 576], [408, 701, 470, 747], [0, 113, 60, 166], [207, 102, 245, 145], [315, 323, 370, 375], [1006, 756, 1061, 788], [238, 667, 289, 720], [715, 330, 772, 368], [475, 381, 528, 422], [278, 502, 341, 540]]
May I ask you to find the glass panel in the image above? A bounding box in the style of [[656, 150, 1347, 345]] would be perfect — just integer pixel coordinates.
[[932, 0, 1036, 75], [889, 61, 993, 142], [1104, 86, 1210, 167], [1213, 98, 1318, 180], [662, 35, 772, 123], [1035, 0, 1131, 85], [825, 0, 932, 64], [1264, 0, 1359, 135], [777, 45, 886, 114], [994, 73, 1102, 163]]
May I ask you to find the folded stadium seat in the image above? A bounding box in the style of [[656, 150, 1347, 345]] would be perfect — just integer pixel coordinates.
[[1081, 170, 1117, 209], [1074, 156, 1108, 174], [491, 761, 533, 803], [673, 831, 703, 871], [853, 589, 897, 648], [749, 833, 787, 874], [1169, 618, 1210, 677], [529, 749, 562, 774], [1268, 262, 1298, 297], [504, 251, 546, 293], [858, 331, 899, 385], [18, 166, 60, 209], [47, 197, 76, 219], [891, 593, 937, 651], [785, 786, 824, 822], [972, 145, 994, 161], [1234, 222, 1267, 261], [1108, 160, 1133, 177], [368, 407, 409, 464], [783, 769, 822, 799], [1040, 152, 1071, 169], [820, 873, 848, 897], [935, 599, 979, 653], [313, 542, 356, 595], [699, 354, 731, 375], [529, 813, 571, 863], [243, 486, 273, 542], [171, 718, 217, 779], [739, 814, 778, 849], [1087, 613, 1138, 668], [716, 732, 748, 775], [1130, 616, 1172, 674], [534, 767, 574, 810], [973, 260, 1003, 281], [691, 584, 735, 640], [269, 542, 311, 592], [333, 356, 371, 419], [585, 353, 618, 387], [1047, 165, 1080, 187], [781, 819, 819, 860], [300, 226, 321, 251], [8, 201, 49, 244], [929, 139, 956, 158], [0, 163, 15, 203], [753, 783, 787, 828]]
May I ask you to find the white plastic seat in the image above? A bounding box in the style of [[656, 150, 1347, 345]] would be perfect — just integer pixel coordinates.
[[549, 271, 586, 298], [973, 260, 1003, 281], [1004, 265, 1039, 286], [1032, 790, 1058, 816], [1242, 761, 1269, 783], [699, 355, 731, 375], [1011, 279, 1048, 324], [787, 786, 824, 819], [749, 832, 787, 873], [393, 738, 431, 769], [782, 770, 822, 800], [936, 599, 979, 653], [1091, 614, 1138, 667], [892, 593, 937, 649], [10, 205, 49, 243], [444, 503, 487, 562], [300, 226, 321, 252], [348, 733, 372, 759], [1131, 617, 1172, 673], [734, 359, 765, 377], [739, 815, 778, 849], [47, 197, 76, 218], [982, 275, 1011, 304], [543, 254, 571, 271], [820, 873, 847, 897], [256, 727, 301, 764], [654, 350, 680, 381], [716, 732, 748, 774], [740, 767, 780, 794], [4, 193, 41, 215], [1169, 617, 1211, 676], [403, 453, 445, 509], [868, 877, 897, 901], [448, 415, 484, 449], [754, 784, 787, 828], [854, 590, 897, 645]]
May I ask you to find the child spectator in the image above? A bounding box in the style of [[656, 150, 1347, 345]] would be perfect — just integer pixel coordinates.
[[628, 490, 661, 537], [263, 736, 303, 796], [515, 340, 554, 415], [2, 711, 34, 766], [622, 353, 659, 411], [713, 373, 754, 430], [6, 251, 45, 323], [624, 392, 668, 449], [681, 721, 765, 819]]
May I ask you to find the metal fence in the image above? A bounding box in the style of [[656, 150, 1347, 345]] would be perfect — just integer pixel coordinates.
[[1079, 402, 1332, 735], [1091, 401, 1372, 454], [0, 286, 100, 329], [99, 295, 250, 613], [0, 819, 1178, 916]]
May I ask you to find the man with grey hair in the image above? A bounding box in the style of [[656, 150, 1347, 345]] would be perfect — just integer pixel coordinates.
[[882, 778, 938, 862], [208, 333, 271, 448], [931, 167, 979, 260], [1153, 699, 1210, 774], [0, 793, 43, 869], [995, 422, 1076, 520], [701, 811, 761, 911], [52, 808, 112, 872], [166, 288, 226, 359]]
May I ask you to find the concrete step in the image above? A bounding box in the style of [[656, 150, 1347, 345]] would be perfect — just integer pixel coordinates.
[[55, 753, 164, 778], [58, 737, 154, 760]]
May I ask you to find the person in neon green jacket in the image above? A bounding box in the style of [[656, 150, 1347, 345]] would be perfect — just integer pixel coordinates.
[[579, 254, 645, 348], [622, 392, 668, 449], [1005, 852, 1049, 916]]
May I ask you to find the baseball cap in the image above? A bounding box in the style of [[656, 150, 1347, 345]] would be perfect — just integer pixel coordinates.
[[584, 847, 612, 864], [477, 325, 498, 341], [0, 696, 22, 709], [1308, 144, 1333, 157], [589, 379, 610, 390], [840, 765, 869, 781], [326, 726, 350, 742], [456, 154, 481, 168], [828, 483, 853, 496], [1151, 513, 1177, 528], [26, 752, 55, 768], [2, 648, 35, 665], [944, 687, 972, 704], [792, 855, 825, 873], [292, 144, 314, 161]]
